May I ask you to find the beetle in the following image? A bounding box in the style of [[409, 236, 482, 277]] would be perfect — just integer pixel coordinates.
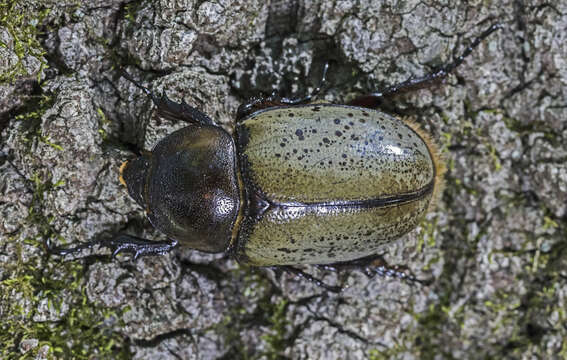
[[51, 24, 501, 288]]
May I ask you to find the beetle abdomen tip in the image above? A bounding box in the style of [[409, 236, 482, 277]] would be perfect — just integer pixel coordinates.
[[401, 117, 446, 212]]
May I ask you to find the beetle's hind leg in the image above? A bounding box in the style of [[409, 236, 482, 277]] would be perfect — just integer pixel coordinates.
[[48, 234, 178, 260], [236, 63, 329, 121], [348, 24, 502, 109], [276, 265, 342, 293], [318, 254, 432, 286]]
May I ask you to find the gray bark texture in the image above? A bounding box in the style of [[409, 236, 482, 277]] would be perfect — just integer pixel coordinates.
[[1, 0, 566, 359]]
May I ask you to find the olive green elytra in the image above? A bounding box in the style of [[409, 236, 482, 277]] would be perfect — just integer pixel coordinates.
[[234, 105, 438, 265], [51, 24, 501, 275]]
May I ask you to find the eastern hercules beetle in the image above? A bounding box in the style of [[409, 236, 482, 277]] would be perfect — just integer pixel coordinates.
[[51, 25, 501, 291]]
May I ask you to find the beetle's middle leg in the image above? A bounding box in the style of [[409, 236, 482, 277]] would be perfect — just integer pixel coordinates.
[[48, 234, 178, 259], [348, 24, 502, 109], [236, 63, 329, 121]]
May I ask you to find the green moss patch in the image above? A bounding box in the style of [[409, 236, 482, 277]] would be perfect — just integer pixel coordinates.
[[0, 0, 50, 84]]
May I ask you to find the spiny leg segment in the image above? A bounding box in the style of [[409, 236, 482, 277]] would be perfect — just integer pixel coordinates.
[[48, 234, 178, 259], [236, 62, 329, 121], [120, 68, 215, 125], [348, 24, 502, 108]]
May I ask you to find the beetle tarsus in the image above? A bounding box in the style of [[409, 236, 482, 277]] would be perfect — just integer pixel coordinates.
[[47, 234, 178, 259], [236, 62, 330, 121], [279, 265, 343, 293], [348, 23, 502, 108], [281, 61, 329, 105], [362, 264, 428, 285], [317, 254, 431, 286], [47, 239, 96, 256]]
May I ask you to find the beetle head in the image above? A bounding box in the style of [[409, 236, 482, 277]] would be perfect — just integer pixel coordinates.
[[120, 154, 151, 208]]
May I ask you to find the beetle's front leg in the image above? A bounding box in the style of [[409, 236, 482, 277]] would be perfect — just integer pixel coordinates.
[[349, 24, 502, 109], [236, 63, 329, 121], [48, 234, 178, 259], [120, 68, 215, 126]]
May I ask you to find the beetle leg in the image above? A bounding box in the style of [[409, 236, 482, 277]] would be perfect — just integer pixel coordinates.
[[360, 258, 431, 285], [278, 62, 329, 105], [48, 234, 178, 260], [317, 254, 432, 285], [120, 68, 215, 126], [348, 24, 502, 108], [105, 235, 178, 259], [236, 63, 329, 121], [277, 265, 342, 293]]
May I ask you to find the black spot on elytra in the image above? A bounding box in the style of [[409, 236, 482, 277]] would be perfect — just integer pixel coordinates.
[[289, 112, 295, 117], [295, 129, 304, 140], [335, 130, 342, 137], [347, 113, 354, 117], [312, 106, 321, 112], [334, 118, 340, 124], [322, 137, 330, 144]]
